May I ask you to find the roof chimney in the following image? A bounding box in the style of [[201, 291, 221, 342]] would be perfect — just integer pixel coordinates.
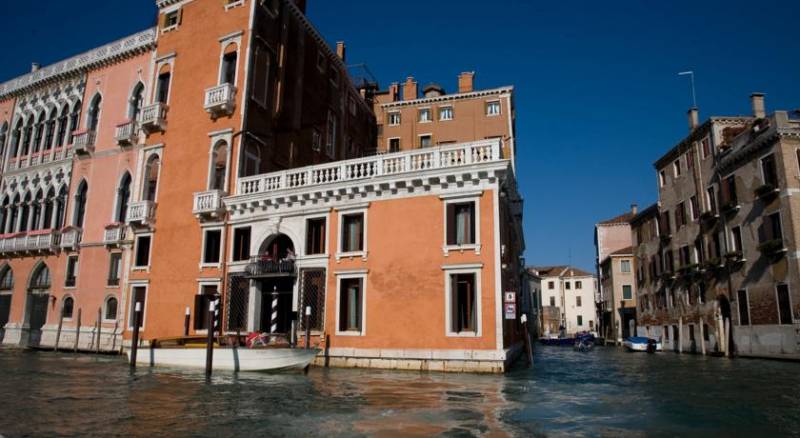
[[631, 204, 638, 215], [388, 82, 400, 102], [688, 107, 699, 132], [458, 71, 475, 93], [31, 63, 40, 73], [336, 42, 346, 63], [403, 76, 418, 101], [751, 93, 766, 119]]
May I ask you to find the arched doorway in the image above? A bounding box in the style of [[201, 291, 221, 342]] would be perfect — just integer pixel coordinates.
[[247, 234, 297, 336], [718, 294, 733, 354], [26, 263, 51, 347], [0, 265, 13, 343]]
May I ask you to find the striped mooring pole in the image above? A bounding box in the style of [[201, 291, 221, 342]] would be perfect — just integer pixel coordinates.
[[271, 286, 279, 335]]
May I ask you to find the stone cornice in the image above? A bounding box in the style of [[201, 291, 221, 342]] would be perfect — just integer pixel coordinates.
[[380, 87, 514, 109], [0, 28, 157, 99]]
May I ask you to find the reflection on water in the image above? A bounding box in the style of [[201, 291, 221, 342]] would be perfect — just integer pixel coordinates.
[[0, 346, 798, 436]]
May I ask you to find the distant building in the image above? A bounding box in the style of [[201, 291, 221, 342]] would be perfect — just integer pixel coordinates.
[[522, 269, 542, 339], [632, 94, 800, 359], [594, 207, 637, 340], [599, 247, 637, 343], [532, 266, 597, 336]]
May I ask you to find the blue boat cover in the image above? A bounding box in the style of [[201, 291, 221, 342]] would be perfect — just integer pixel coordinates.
[[626, 337, 652, 344]]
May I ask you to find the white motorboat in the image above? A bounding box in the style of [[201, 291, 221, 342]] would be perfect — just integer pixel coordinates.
[[623, 337, 663, 352]]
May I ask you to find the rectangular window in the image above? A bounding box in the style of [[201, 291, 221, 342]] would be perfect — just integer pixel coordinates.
[[577, 315, 583, 326], [194, 285, 219, 331], [576, 281, 582, 289], [388, 138, 400, 153], [694, 240, 704, 264], [251, 45, 270, 106], [450, 273, 477, 333], [576, 296, 582, 307], [623, 285, 633, 300], [486, 100, 501, 116], [156, 72, 171, 104], [621, 260, 631, 273], [439, 106, 453, 121], [701, 137, 711, 158], [388, 112, 401, 126], [676, 202, 686, 227], [107, 253, 121, 287], [548, 281, 554, 289], [673, 159, 681, 177], [65, 256, 78, 287], [203, 229, 222, 264], [221, 51, 237, 85], [134, 236, 151, 268], [659, 170, 666, 187], [565, 282, 571, 290], [549, 296, 555, 306], [129, 286, 147, 328], [703, 323, 710, 341], [306, 218, 326, 255], [767, 212, 783, 242], [722, 175, 737, 207], [341, 213, 364, 253], [707, 187, 717, 213], [672, 325, 678, 341], [680, 246, 690, 267], [163, 10, 180, 29], [418, 108, 431, 123], [690, 196, 699, 220], [689, 324, 695, 341], [446, 202, 476, 246], [731, 226, 743, 252], [761, 154, 779, 187], [419, 135, 432, 148], [686, 151, 694, 169], [664, 325, 669, 340], [777, 284, 793, 325], [737, 289, 750, 325], [232, 227, 251, 261], [338, 277, 363, 332]]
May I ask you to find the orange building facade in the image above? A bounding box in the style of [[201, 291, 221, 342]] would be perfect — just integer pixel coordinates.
[[0, 0, 526, 373]]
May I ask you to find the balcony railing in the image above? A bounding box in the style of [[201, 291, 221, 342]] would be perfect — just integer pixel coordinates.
[[115, 120, 138, 146], [104, 224, 126, 245], [140, 103, 167, 133], [204, 83, 236, 116], [72, 130, 96, 155], [0, 230, 61, 255], [244, 257, 296, 278], [193, 190, 226, 218], [237, 139, 503, 197], [60, 228, 81, 251], [126, 201, 156, 225]]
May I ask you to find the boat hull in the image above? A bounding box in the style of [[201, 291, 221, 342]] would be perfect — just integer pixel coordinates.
[[623, 340, 663, 352], [127, 347, 321, 372]]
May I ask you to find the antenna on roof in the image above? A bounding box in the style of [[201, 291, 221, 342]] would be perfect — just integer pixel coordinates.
[[678, 71, 697, 108]]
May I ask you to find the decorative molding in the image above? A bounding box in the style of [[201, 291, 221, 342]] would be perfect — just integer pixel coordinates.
[[380, 87, 514, 109]]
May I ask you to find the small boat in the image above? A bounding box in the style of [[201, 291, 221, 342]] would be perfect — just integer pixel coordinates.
[[127, 336, 321, 372], [623, 336, 663, 352], [539, 336, 575, 346]]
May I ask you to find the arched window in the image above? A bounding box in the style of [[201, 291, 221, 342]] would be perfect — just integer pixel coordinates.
[[68, 100, 81, 144], [62, 296, 74, 319], [116, 173, 132, 222], [104, 296, 118, 320], [10, 120, 22, 158], [21, 117, 33, 156], [55, 186, 67, 229], [221, 43, 238, 85], [19, 193, 31, 232], [156, 64, 172, 104], [8, 195, 19, 233], [143, 155, 160, 202], [42, 188, 55, 230], [239, 142, 261, 177], [0, 265, 13, 290], [129, 83, 145, 121], [32, 112, 45, 153], [73, 181, 88, 228], [210, 141, 228, 191], [56, 106, 69, 148], [30, 191, 43, 231], [44, 109, 57, 151], [0, 122, 7, 157], [29, 263, 51, 290], [0, 197, 7, 234], [87, 94, 102, 132]]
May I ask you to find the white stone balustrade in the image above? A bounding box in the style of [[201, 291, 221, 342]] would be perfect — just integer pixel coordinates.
[[139, 103, 167, 133], [103, 224, 125, 245], [60, 228, 81, 251], [126, 201, 156, 225], [237, 139, 503, 196], [204, 83, 236, 116], [114, 121, 138, 146], [193, 190, 226, 218], [0, 230, 60, 254], [72, 130, 96, 155]]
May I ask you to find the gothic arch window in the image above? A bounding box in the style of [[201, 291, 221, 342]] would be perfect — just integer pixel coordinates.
[[68, 100, 82, 144], [87, 94, 102, 132], [0, 122, 7, 157], [54, 186, 67, 229], [44, 108, 57, 151], [32, 111, 45, 153], [43, 187, 55, 230], [8, 194, 20, 233], [21, 117, 34, 155], [73, 180, 88, 228], [143, 155, 160, 202], [239, 141, 261, 177], [116, 172, 132, 222], [104, 296, 118, 321], [29, 263, 51, 290], [19, 192, 31, 232], [0, 265, 13, 290], [0, 197, 8, 234], [10, 120, 22, 158], [210, 141, 228, 191], [129, 82, 145, 121], [220, 43, 238, 85], [30, 190, 43, 231], [56, 105, 69, 148]]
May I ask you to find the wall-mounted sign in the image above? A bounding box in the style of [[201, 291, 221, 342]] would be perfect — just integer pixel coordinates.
[[504, 303, 516, 320], [504, 292, 516, 303]]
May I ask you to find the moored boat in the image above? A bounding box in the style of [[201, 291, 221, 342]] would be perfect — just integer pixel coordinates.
[[623, 336, 663, 352]]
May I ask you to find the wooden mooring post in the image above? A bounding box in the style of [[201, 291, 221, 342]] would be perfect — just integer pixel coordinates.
[[184, 306, 191, 337], [677, 317, 683, 354], [54, 309, 64, 352], [94, 307, 102, 354], [111, 319, 119, 352], [73, 309, 82, 353], [130, 302, 142, 369], [205, 301, 216, 377], [304, 306, 311, 349]]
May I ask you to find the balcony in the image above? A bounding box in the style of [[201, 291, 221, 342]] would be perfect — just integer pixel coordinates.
[[757, 239, 788, 258], [60, 228, 82, 251], [103, 223, 126, 246], [140, 102, 167, 133], [193, 190, 226, 219], [72, 130, 96, 155], [754, 183, 780, 201], [244, 257, 296, 278], [204, 83, 236, 116], [0, 231, 61, 255], [115, 120, 138, 146], [126, 201, 156, 226]]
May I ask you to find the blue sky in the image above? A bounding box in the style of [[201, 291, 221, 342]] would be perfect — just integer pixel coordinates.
[[2, 0, 799, 272]]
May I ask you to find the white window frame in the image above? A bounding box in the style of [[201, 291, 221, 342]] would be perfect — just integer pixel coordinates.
[[620, 259, 631, 273], [161, 9, 181, 34], [441, 192, 482, 256], [207, 130, 233, 192], [303, 214, 329, 258], [107, 251, 123, 288], [439, 105, 454, 121], [133, 233, 153, 271], [418, 107, 432, 123], [195, 280, 223, 334], [387, 111, 401, 126], [386, 137, 401, 153], [673, 159, 681, 178], [200, 226, 225, 268], [217, 31, 243, 86], [622, 284, 633, 301], [61, 294, 76, 322], [230, 225, 252, 264], [443, 264, 483, 338], [127, 281, 149, 331], [64, 255, 79, 290], [334, 270, 367, 336], [336, 205, 368, 261], [152, 54, 176, 106], [102, 294, 120, 323], [486, 100, 501, 117]]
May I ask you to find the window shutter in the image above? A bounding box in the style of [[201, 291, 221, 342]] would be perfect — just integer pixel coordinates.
[[446, 204, 456, 245], [468, 204, 476, 244], [194, 294, 205, 330]]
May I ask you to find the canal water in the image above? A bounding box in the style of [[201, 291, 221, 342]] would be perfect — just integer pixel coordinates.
[[0, 346, 798, 437]]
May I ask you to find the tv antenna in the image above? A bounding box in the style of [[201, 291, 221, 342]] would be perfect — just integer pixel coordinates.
[[678, 71, 697, 108]]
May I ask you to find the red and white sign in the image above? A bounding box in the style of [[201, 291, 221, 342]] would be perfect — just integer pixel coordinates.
[[504, 292, 516, 303], [504, 303, 517, 320]]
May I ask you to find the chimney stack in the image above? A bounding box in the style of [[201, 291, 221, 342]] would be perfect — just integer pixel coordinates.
[[688, 107, 699, 132], [31, 63, 40, 73], [403, 76, 418, 101], [389, 82, 400, 102], [336, 42, 346, 63], [751, 92, 766, 119], [631, 204, 638, 215], [458, 71, 475, 93]]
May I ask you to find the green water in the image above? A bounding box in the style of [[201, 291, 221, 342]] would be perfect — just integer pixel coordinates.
[[0, 346, 797, 436]]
